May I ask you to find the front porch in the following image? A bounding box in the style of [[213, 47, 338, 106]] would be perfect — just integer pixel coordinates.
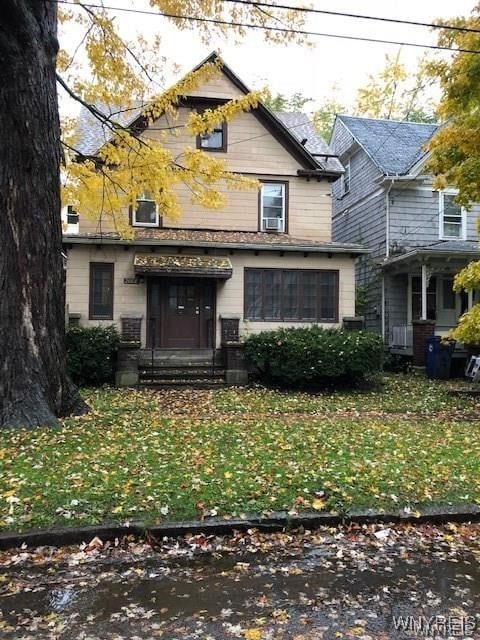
[[382, 242, 479, 367]]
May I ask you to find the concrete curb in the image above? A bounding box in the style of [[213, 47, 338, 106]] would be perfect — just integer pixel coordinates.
[[0, 504, 479, 551]]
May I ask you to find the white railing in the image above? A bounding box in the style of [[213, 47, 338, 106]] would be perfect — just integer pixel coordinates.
[[390, 324, 413, 350]]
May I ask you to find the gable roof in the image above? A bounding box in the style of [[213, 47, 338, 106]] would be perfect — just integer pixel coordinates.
[[75, 52, 341, 177], [275, 112, 342, 173], [336, 115, 438, 176]]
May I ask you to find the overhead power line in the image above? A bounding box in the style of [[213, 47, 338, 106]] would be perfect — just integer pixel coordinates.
[[52, 0, 480, 55], [222, 0, 480, 36]]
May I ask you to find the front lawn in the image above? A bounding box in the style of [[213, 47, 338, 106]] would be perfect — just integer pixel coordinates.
[[0, 375, 479, 531]]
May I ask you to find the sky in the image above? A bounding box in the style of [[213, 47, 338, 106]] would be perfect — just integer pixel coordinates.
[[59, 0, 476, 116]]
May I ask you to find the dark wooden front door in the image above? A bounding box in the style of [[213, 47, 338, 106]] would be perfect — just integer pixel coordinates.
[[148, 278, 215, 348]]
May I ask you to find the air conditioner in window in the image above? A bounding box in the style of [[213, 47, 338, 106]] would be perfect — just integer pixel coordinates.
[[264, 217, 282, 232]]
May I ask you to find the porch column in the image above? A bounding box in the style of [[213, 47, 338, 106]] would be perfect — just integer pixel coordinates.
[[468, 289, 474, 310], [421, 263, 428, 320]]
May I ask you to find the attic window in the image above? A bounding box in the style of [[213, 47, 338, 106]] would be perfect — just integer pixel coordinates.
[[197, 122, 227, 152]]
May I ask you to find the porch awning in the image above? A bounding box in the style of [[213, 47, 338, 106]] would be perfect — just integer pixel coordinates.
[[134, 253, 233, 279], [381, 241, 480, 273]]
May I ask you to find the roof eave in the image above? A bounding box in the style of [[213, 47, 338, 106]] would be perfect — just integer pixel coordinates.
[[382, 247, 480, 268], [63, 234, 368, 255]]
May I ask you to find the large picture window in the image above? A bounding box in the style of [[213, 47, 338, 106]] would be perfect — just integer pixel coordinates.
[[260, 182, 287, 233], [245, 269, 338, 322], [439, 192, 466, 240], [89, 263, 114, 320]]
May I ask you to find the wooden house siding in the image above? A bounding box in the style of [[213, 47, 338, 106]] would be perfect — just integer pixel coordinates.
[[78, 103, 333, 240], [389, 186, 480, 249]]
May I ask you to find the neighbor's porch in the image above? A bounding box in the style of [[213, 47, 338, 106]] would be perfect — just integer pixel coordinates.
[[382, 247, 479, 365]]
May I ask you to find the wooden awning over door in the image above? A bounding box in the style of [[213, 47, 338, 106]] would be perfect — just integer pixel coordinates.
[[134, 253, 233, 279]]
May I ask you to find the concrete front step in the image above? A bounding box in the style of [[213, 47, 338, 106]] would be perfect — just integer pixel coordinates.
[[140, 379, 226, 388], [139, 369, 225, 381], [139, 348, 215, 358]]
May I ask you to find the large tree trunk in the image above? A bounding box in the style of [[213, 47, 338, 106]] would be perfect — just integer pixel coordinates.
[[0, 1, 87, 428]]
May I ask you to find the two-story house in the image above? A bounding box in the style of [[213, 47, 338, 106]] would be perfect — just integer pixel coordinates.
[[330, 115, 480, 365], [63, 54, 364, 384]]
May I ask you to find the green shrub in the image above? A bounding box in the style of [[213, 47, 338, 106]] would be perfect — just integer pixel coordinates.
[[66, 325, 120, 386], [243, 326, 384, 387]]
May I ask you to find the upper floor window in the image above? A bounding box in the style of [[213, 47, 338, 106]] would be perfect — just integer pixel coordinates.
[[197, 122, 227, 152], [132, 192, 160, 227], [260, 182, 287, 233], [439, 192, 466, 240], [340, 160, 350, 196], [89, 262, 114, 320]]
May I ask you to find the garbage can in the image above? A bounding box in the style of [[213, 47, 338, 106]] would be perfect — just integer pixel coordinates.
[[425, 336, 456, 379]]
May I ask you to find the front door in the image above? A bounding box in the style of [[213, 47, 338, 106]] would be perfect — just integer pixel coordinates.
[[148, 278, 215, 348]]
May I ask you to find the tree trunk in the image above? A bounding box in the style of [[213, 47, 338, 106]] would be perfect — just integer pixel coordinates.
[[0, 1, 87, 428]]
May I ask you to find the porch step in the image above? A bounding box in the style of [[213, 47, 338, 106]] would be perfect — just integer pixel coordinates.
[[139, 360, 226, 386], [138, 348, 221, 367], [139, 367, 225, 380], [140, 379, 226, 389]]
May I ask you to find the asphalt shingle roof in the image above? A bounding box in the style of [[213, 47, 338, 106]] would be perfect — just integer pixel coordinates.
[[76, 103, 144, 156], [337, 115, 438, 176], [64, 228, 366, 253], [75, 104, 341, 174], [275, 112, 343, 173]]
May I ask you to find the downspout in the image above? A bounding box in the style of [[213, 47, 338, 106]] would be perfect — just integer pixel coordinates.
[[382, 178, 395, 339]]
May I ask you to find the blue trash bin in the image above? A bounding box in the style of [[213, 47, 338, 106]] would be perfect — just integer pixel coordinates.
[[425, 336, 455, 379]]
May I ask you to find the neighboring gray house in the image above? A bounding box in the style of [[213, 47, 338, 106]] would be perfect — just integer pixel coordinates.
[[330, 115, 480, 360]]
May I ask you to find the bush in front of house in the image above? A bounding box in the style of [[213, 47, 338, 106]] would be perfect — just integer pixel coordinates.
[[243, 326, 384, 387], [66, 325, 120, 386]]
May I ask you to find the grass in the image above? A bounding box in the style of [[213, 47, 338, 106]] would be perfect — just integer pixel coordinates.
[[0, 374, 479, 532]]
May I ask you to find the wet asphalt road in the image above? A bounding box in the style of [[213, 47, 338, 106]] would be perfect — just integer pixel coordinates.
[[0, 523, 479, 639]]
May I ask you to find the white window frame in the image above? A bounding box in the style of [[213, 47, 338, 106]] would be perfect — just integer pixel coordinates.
[[132, 192, 159, 227], [439, 190, 466, 241], [340, 159, 350, 196], [260, 182, 286, 233]]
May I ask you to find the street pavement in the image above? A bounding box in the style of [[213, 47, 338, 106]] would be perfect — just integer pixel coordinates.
[[0, 522, 479, 639]]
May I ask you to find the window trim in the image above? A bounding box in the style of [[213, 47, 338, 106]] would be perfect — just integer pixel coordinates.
[[131, 193, 160, 228], [196, 121, 228, 153], [89, 262, 114, 320], [244, 267, 339, 323], [340, 159, 350, 197], [258, 180, 288, 233], [439, 190, 466, 241]]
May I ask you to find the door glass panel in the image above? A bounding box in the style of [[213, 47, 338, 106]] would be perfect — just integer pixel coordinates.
[[411, 276, 436, 320], [442, 279, 456, 310]]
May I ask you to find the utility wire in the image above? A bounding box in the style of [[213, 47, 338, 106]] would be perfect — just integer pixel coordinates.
[[222, 0, 480, 36], [51, 0, 480, 55]]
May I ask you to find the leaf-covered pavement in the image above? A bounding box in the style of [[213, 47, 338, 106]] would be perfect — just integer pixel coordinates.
[[0, 375, 479, 531], [0, 522, 479, 639]]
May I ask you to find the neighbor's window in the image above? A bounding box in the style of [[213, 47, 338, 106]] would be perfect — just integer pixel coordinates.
[[197, 122, 227, 152], [132, 192, 159, 227], [260, 182, 287, 232], [340, 160, 350, 196], [439, 192, 465, 240], [89, 263, 114, 320], [245, 269, 338, 322]]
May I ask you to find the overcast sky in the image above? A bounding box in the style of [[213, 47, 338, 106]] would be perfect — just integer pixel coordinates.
[[59, 0, 476, 115]]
